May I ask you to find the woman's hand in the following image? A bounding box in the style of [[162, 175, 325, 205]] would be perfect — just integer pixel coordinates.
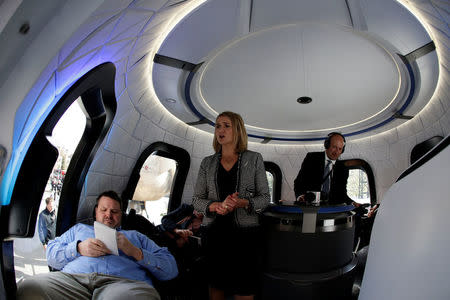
[[223, 193, 239, 211], [209, 201, 231, 215], [230, 192, 249, 209], [210, 202, 227, 215], [209, 193, 249, 215]]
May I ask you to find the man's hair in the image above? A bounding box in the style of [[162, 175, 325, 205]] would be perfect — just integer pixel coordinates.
[[213, 111, 248, 153], [45, 197, 53, 205], [95, 190, 122, 210], [324, 132, 346, 153]]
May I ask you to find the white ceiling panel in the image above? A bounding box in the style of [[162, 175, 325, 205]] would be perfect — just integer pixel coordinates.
[[158, 0, 242, 62], [198, 23, 399, 131], [361, 0, 432, 54], [251, 0, 352, 31]]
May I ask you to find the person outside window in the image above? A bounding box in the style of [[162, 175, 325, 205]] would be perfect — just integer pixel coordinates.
[[38, 196, 56, 250]]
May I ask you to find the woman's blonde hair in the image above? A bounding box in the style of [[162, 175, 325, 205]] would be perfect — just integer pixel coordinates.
[[213, 111, 248, 153]]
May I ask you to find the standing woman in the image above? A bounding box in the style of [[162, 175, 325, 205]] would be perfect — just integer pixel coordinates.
[[192, 111, 270, 300]]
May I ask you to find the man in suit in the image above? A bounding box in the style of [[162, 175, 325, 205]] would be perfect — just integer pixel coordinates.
[[294, 132, 358, 205]]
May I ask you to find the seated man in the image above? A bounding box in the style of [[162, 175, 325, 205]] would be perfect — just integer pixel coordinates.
[[17, 190, 178, 300], [294, 132, 359, 206], [357, 203, 380, 249], [155, 203, 207, 299], [159, 203, 203, 248]]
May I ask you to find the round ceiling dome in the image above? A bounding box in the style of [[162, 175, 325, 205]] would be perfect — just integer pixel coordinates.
[[192, 23, 403, 135], [153, 0, 438, 142]]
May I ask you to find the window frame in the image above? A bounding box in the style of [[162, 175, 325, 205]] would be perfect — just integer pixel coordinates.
[[122, 142, 190, 214], [264, 161, 282, 204], [342, 158, 377, 205], [0, 63, 116, 298], [3, 62, 117, 239]]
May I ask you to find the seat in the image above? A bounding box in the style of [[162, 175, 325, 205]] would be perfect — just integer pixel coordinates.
[[123, 208, 208, 300], [410, 135, 443, 164], [359, 136, 450, 299]]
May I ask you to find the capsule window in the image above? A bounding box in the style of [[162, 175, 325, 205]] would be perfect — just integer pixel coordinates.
[[123, 142, 190, 224], [127, 154, 176, 225], [347, 168, 370, 204], [4, 63, 117, 289], [266, 171, 274, 203], [264, 161, 282, 204], [14, 100, 86, 282], [343, 159, 376, 206]]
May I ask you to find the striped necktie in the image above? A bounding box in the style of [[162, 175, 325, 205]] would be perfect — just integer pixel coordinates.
[[322, 159, 332, 197]]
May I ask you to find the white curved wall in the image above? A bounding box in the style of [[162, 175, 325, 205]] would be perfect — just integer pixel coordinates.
[[359, 141, 450, 299], [0, 0, 448, 213]]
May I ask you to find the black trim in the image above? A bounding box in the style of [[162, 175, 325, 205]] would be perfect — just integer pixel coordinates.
[[405, 41, 436, 63], [393, 113, 414, 120], [153, 54, 196, 71], [2, 62, 116, 239], [249, 0, 254, 32], [264, 161, 282, 204], [342, 159, 377, 205], [122, 142, 190, 214], [186, 119, 211, 126], [410, 135, 443, 165], [0, 241, 15, 299], [345, 0, 355, 28], [184, 68, 214, 126], [0, 63, 116, 299], [397, 135, 449, 182], [168, 0, 188, 7], [57, 65, 117, 235], [0, 146, 6, 177]]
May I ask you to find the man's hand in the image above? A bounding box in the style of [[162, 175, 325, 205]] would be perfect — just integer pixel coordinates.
[[77, 238, 111, 257], [190, 211, 204, 231], [352, 201, 362, 208], [296, 195, 306, 202], [174, 228, 193, 240], [367, 204, 379, 218], [117, 232, 143, 261], [174, 229, 193, 248]]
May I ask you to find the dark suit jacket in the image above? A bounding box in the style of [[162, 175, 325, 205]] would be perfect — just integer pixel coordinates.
[[294, 151, 353, 205], [160, 203, 194, 232]]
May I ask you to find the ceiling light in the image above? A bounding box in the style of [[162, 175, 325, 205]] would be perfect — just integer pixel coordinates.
[[19, 22, 30, 34], [297, 96, 312, 104]]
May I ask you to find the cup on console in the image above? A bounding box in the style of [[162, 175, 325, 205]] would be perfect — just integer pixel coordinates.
[[305, 191, 321, 205]]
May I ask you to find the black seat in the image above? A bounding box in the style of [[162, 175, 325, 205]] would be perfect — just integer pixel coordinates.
[[123, 208, 207, 300], [121, 209, 162, 241], [410, 135, 443, 164]]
